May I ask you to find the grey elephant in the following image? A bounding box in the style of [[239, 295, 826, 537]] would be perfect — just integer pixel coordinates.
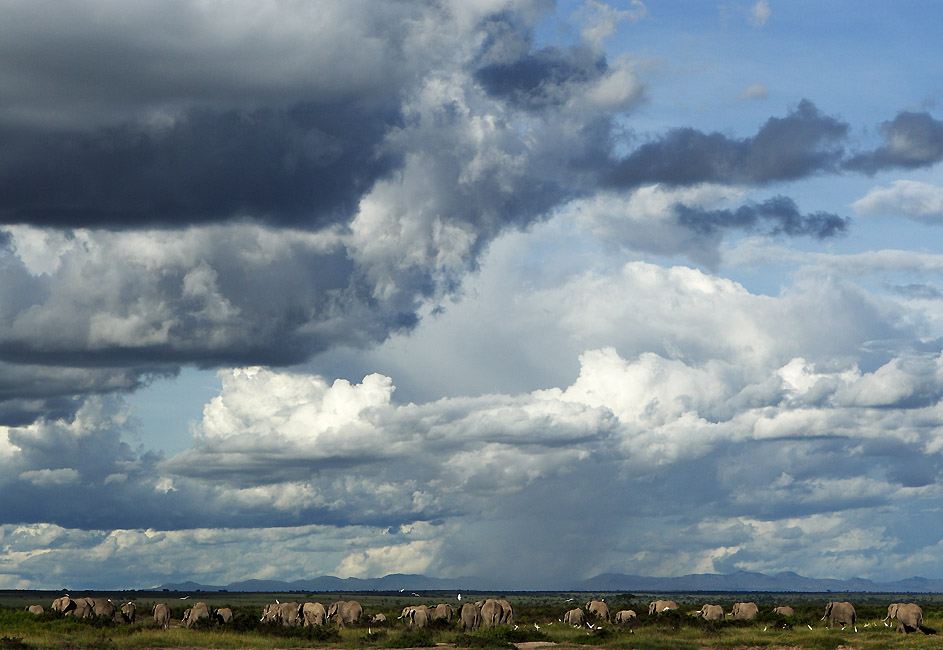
[[649, 600, 678, 615], [563, 608, 586, 626], [773, 606, 794, 616], [614, 609, 637, 624], [303, 602, 327, 626], [729, 602, 758, 621], [67, 597, 95, 619], [822, 601, 856, 630], [278, 602, 303, 627], [261, 603, 280, 624], [432, 603, 453, 622], [215, 607, 233, 624], [51, 596, 75, 614], [497, 600, 513, 625], [120, 602, 136, 623], [585, 600, 610, 622], [460, 603, 481, 631], [183, 601, 213, 628], [153, 603, 171, 629], [26, 605, 44, 615], [884, 603, 923, 634], [327, 600, 363, 626], [696, 604, 724, 621], [370, 613, 387, 624], [405, 606, 431, 629], [479, 599, 503, 628]]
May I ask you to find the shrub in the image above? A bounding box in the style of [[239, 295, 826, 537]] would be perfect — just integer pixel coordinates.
[[0, 638, 27, 650], [383, 628, 437, 648]]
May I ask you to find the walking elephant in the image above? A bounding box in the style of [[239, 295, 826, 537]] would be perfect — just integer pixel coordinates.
[[614, 610, 637, 624], [585, 600, 610, 622], [885, 603, 923, 634], [216, 608, 233, 624], [120, 602, 136, 623], [696, 604, 724, 621], [327, 600, 363, 626], [823, 602, 856, 630], [153, 603, 171, 628], [26, 605, 44, 615], [729, 602, 758, 621], [69, 598, 94, 619], [479, 599, 503, 628], [51, 596, 75, 614], [432, 603, 453, 622], [183, 601, 213, 628], [460, 603, 481, 631], [303, 602, 327, 626], [498, 600, 513, 625], [773, 606, 794, 616], [563, 608, 586, 626], [649, 600, 678, 615], [405, 606, 431, 629]]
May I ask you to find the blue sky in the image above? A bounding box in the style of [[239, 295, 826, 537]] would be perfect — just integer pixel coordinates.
[[3, 0, 943, 589]]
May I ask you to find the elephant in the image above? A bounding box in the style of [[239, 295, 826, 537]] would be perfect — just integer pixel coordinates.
[[277, 602, 303, 627], [479, 599, 504, 628], [153, 603, 171, 629], [26, 605, 44, 615], [51, 596, 75, 614], [432, 603, 453, 622], [586, 600, 610, 622], [773, 606, 794, 616], [649, 600, 678, 615], [216, 608, 233, 624], [94, 598, 120, 621], [729, 602, 758, 621], [460, 603, 481, 631], [183, 601, 213, 628], [563, 608, 587, 626], [822, 601, 856, 630], [696, 604, 724, 621], [370, 613, 387, 624], [405, 606, 431, 629], [303, 602, 327, 626], [614, 610, 637, 624], [68, 597, 95, 619], [261, 603, 280, 624], [497, 600, 513, 625], [327, 600, 363, 626], [119, 602, 136, 623], [884, 603, 923, 634]]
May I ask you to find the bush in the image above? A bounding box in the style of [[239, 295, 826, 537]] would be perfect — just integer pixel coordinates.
[[0, 638, 27, 650], [383, 629, 437, 648]]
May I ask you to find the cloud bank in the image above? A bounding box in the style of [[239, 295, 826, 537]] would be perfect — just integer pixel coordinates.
[[2, 0, 943, 589]]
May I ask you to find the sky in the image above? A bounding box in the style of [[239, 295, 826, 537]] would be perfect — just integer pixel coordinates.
[[2, 0, 943, 590]]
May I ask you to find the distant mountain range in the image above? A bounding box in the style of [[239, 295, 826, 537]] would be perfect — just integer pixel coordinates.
[[156, 570, 943, 593]]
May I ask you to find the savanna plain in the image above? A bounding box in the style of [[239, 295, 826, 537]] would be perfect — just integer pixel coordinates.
[[2, 590, 941, 650]]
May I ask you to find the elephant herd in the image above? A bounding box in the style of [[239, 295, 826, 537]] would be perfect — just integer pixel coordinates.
[[22, 595, 929, 635]]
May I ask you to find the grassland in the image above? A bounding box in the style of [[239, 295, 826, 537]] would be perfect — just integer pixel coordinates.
[[2, 590, 943, 649]]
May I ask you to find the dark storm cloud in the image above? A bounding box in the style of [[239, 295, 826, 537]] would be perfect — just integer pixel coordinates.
[[0, 103, 400, 229], [475, 45, 608, 110], [605, 99, 848, 188], [677, 196, 850, 239], [845, 111, 943, 173]]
